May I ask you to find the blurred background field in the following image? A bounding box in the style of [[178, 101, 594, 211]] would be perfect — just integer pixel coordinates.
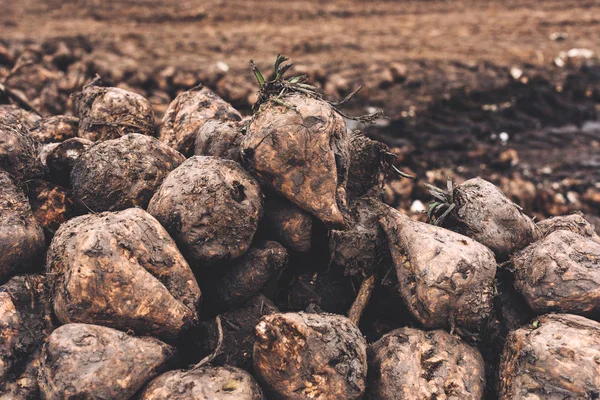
[[2, 0, 600, 225]]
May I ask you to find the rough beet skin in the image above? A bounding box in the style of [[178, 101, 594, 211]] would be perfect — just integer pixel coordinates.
[[45, 208, 201, 340], [160, 85, 242, 156], [499, 313, 600, 399], [38, 323, 176, 400], [148, 156, 263, 265], [71, 133, 185, 211], [368, 327, 486, 399], [0, 171, 45, 283], [241, 93, 349, 228], [380, 205, 496, 336], [253, 312, 367, 400]]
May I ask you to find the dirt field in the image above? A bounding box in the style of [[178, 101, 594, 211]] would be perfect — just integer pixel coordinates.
[[2, 0, 600, 222]]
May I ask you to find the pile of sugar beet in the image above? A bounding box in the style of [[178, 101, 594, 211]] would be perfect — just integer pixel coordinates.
[[2, 56, 600, 400]]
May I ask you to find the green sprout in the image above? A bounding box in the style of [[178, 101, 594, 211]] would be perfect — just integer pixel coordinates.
[[249, 55, 384, 123], [425, 178, 456, 225]]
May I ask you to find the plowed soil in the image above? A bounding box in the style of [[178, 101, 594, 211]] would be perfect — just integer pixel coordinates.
[[2, 0, 600, 223]]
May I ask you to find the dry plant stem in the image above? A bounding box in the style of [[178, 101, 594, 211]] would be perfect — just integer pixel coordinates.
[[348, 274, 376, 325], [192, 316, 223, 369]]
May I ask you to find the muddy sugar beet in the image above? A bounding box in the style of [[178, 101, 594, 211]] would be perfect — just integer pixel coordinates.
[[241, 93, 349, 228], [380, 204, 496, 336], [148, 156, 263, 265], [253, 312, 367, 400], [45, 208, 201, 340], [71, 133, 185, 211]]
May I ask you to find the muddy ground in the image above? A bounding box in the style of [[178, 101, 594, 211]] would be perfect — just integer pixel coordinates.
[[2, 0, 600, 224]]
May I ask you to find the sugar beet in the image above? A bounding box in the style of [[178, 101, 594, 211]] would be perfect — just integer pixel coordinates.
[[263, 193, 313, 253], [537, 213, 600, 243], [73, 83, 155, 141], [241, 93, 349, 228], [160, 85, 242, 156], [46, 208, 201, 340], [203, 241, 288, 310], [71, 133, 185, 211], [329, 197, 388, 277], [42, 137, 93, 187], [148, 156, 263, 265], [38, 323, 175, 400], [380, 205, 496, 336], [0, 172, 45, 283], [368, 327, 486, 400], [194, 119, 244, 163], [29, 115, 78, 144], [0, 118, 45, 183], [139, 365, 264, 400], [253, 312, 367, 400], [512, 229, 600, 314], [433, 177, 538, 258], [499, 313, 600, 399]]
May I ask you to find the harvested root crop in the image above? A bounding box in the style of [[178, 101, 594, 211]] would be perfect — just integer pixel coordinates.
[[73, 82, 155, 141], [263, 193, 313, 252], [499, 313, 600, 399], [71, 133, 185, 211], [42, 137, 93, 187], [428, 177, 538, 258], [0, 119, 45, 182], [368, 327, 486, 400], [512, 229, 600, 314], [29, 115, 78, 143], [38, 323, 175, 400], [204, 241, 288, 309], [139, 365, 264, 400], [380, 205, 496, 335], [148, 156, 263, 264], [26, 180, 79, 243], [329, 197, 388, 277], [193, 295, 279, 371], [537, 213, 600, 243], [0, 104, 41, 130], [345, 131, 396, 199], [194, 119, 244, 163], [253, 312, 367, 400], [0, 172, 45, 283], [241, 92, 349, 228], [160, 85, 242, 156], [46, 208, 201, 339], [0, 275, 54, 389]]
